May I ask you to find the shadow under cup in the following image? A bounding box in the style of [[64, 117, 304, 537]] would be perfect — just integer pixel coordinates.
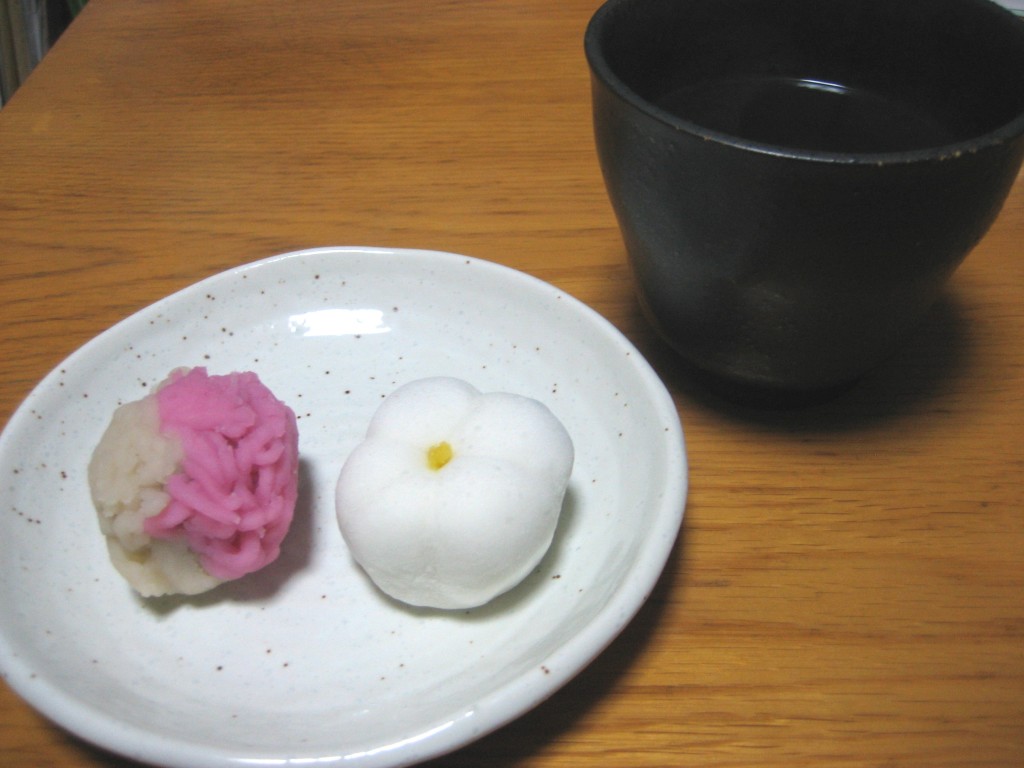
[[585, 0, 1024, 400]]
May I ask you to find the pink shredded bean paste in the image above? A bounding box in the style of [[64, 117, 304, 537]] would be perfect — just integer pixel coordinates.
[[145, 367, 299, 581]]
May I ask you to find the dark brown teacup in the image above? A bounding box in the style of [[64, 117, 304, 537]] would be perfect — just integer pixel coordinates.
[[586, 0, 1024, 401]]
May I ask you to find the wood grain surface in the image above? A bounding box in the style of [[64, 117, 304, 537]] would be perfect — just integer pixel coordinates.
[[1, 1, 1022, 766]]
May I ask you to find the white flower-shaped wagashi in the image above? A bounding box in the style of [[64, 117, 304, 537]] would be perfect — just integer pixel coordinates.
[[335, 377, 574, 609]]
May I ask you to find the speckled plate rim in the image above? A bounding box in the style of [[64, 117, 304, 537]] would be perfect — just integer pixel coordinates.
[[0, 247, 687, 768]]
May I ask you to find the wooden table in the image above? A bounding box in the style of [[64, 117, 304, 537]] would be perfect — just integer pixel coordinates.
[[2, 1, 1022, 766]]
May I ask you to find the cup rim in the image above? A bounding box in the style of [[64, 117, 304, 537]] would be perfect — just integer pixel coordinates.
[[584, 0, 1024, 165]]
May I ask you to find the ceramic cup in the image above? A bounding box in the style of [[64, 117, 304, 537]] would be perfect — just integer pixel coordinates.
[[585, 0, 1024, 401]]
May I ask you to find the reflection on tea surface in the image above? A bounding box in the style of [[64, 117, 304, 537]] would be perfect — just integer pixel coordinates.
[[657, 76, 959, 153]]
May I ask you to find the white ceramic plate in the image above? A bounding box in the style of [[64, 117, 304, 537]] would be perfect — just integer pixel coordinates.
[[0, 247, 687, 768]]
